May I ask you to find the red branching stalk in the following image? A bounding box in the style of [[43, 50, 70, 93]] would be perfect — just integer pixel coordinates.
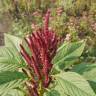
[[20, 10, 58, 95]]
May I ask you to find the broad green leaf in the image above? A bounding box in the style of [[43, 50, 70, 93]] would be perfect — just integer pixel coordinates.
[[6, 89, 25, 96], [0, 47, 24, 72], [0, 34, 26, 72], [0, 71, 26, 85], [4, 34, 25, 66], [52, 40, 85, 71], [0, 80, 26, 96], [5, 34, 21, 51], [54, 72, 96, 96], [44, 89, 61, 96], [72, 63, 96, 81], [0, 34, 27, 96], [0, 71, 27, 96], [72, 63, 96, 93]]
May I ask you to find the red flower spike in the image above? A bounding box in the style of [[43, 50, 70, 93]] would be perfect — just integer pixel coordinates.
[[43, 77, 51, 88], [44, 10, 50, 32], [20, 10, 58, 89], [31, 56, 41, 80], [20, 44, 31, 65], [26, 81, 39, 96]]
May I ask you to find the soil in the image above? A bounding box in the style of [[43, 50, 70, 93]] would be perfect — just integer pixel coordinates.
[[0, 32, 4, 46], [0, 13, 12, 46]]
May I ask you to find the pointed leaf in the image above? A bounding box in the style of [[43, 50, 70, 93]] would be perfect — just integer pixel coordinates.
[[72, 63, 96, 93], [0, 71, 27, 96], [52, 40, 85, 71], [54, 72, 96, 96]]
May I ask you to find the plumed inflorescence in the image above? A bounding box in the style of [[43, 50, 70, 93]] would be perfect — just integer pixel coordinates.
[[20, 10, 58, 96]]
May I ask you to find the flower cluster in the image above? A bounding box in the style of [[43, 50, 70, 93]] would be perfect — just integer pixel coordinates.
[[20, 10, 58, 96]]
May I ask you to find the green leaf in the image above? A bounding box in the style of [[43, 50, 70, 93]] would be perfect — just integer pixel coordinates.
[[0, 34, 27, 96], [72, 63, 96, 81], [5, 34, 25, 66], [54, 72, 96, 96], [0, 71, 26, 85], [72, 63, 96, 93], [0, 71, 27, 96], [44, 89, 61, 96], [52, 40, 85, 71], [6, 89, 25, 96], [0, 34, 26, 72], [0, 80, 26, 96], [4, 34, 21, 51], [0, 47, 24, 72]]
